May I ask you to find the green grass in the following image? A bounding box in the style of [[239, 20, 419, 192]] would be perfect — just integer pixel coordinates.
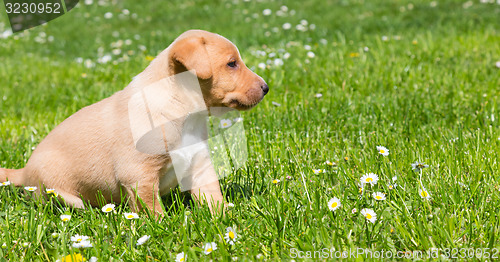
[[1, 0, 499, 260]]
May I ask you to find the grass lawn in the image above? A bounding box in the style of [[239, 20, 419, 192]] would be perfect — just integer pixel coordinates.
[[1, 0, 499, 260]]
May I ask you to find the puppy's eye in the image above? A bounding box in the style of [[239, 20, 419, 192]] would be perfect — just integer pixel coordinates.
[[227, 61, 237, 68]]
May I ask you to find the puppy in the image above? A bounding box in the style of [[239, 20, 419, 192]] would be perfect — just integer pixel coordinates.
[[0, 30, 268, 215]]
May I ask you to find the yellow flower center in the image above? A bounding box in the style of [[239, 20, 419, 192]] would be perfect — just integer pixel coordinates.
[[62, 218, 69, 221], [127, 215, 134, 218], [77, 238, 82, 242], [273, 180, 278, 184], [376, 196, 382, 200], [366, 214, 372, 219], [389, 185, 393, 189], [180, 258, 184, 262], [207, 248, 212, 252], [380, 150, 385, 153], [421, 191, 428, 197], [331, 202, 337, 208], [366, 178, 373, 182], [105, 208, 112, 212], [344, 157, 349, 160], [229, 231, 234, 239]]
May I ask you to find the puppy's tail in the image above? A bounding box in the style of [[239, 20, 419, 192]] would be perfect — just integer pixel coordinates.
[[0, 167, 25, 186]]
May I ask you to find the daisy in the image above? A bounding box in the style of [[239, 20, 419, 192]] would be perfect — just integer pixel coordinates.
[[224, 227, 238, 245], [411, 161, 429, 172], [227, 203, 235, 207], [376, 146, 389, 156], [46, 188, 59, 197], [272, 179, 280, 184], [361, 208, 377, 223], [419, 188, 431, 200], [72, 240, 93, 248], [233, 117, 243, 123], [175, 252, 187, 262], [307, 51, 315, 58], [312, 169, 324, 174], [1, 181, 11, 186], [24, 186, 37, 192], [351, 208, 357, 214], [60, 214, 71, 222], [71, 234, 89, 243], [372, 192, 386, 201], [262, 9, 272, 16], [136, 235, 150, 246], [101, 204, 115, 213], [124, 212, 139, 219], [388, 176, 398, 190], [360, 173, 379, 185], [203, 242, 217, 255], [220, 119, 232, 128], [327, 197, 341, 211], [496, 61, 500, 68], [282, 23, 292, 30], [325, 161, 336, 166]]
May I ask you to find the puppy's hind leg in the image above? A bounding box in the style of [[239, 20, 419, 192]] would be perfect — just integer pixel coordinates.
[[0, 167, 25, 186], [55, 191, 85, 209], [123, 180, 165, 217]]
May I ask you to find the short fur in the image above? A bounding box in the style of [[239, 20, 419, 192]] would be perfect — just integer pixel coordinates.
[[0, 30, 268, 215]]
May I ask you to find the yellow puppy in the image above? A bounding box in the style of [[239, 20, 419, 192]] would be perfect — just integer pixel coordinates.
[[0, 30, 268, 215]]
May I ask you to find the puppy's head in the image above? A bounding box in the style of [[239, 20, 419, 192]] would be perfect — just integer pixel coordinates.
[[168, 30, 268, 110]]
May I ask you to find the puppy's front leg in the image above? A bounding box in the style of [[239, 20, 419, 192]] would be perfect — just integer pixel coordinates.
[[190, 179, 224, 213], [186, 150, 225, 213]]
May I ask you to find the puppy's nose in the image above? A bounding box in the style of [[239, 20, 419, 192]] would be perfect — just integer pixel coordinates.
[[261, 84, 269, 95]]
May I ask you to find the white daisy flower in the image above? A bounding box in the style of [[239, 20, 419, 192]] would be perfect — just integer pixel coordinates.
[[412, 162, 429, 172], [315, 93, 322, 98], [376, 146, 389, 156], [136, 235, 150, 246], [282, 23, 292, 30], [227, 202, 235, 207], [258, 63, 266, 69], [372, 192, 386, 201], [203, 242, 217, 255], [419, 188, 431, 199], [307, 51, 315, 58], [325, 161, 336, 166], [233, 117, 243, 123], [360, 173, 379, 185], [89, 257, 98, 262], [70, 234, 89, 243], [45, 188, 59, 197], [175, 252, 187, 262], [1, 181, 11, 186], [224, 227, 238, 245], [262, 9, 272, 16], [60, 214, 71, 222], [124, 212, 139, 219], [220, 119, 232, 128], [313, 169, 324, 174], [72, 240, 93, 248], [272, 179, 280, 184], [101, 204, 115, 213], [24, 186, 37, 192], [496, 61, 500, 68], [104, 12, 113, 19], [361, 208, 377, 223], [327, 197, 341, 211]]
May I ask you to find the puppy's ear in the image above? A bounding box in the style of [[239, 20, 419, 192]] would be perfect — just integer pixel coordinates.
[[170, 37, 212, 79]]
